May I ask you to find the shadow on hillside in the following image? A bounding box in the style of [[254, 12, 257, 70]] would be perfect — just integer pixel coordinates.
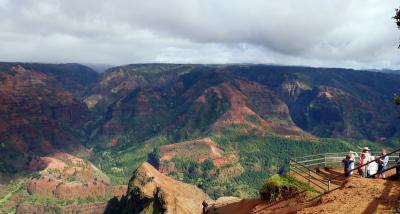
[[315, 168, 347, 186], [361, 175, 397, 214], [103, 196, 126, 214], [210, 191, 314, 214]]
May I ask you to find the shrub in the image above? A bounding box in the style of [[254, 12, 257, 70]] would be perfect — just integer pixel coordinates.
[[259, 175, 299, 202], [30, 172, 41, 179]]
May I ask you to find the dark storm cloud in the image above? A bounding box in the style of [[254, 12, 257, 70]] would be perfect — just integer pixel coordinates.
[[0, 0, 399, 69]]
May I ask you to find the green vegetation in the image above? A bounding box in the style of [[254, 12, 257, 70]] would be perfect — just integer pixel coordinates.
[[30, 173, 41, 179], [260, 175, 289, 201], [23, 194, 111, 207], [168, 156, 248, 199], [4, 63, 400, 212], [279, 176, 320, 194], [92, 135, 173, 184], [0, 179, 27, 211], [0, 177, 114, 213], [164, 124, 400, 198], [259, 175, 317, 202], [90, 120, 400, 199]]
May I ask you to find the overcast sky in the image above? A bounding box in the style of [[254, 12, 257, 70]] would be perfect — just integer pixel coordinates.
[[0, 0, 399, 69]]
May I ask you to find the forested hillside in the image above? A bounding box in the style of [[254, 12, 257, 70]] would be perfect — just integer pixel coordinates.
[[2, 63, 400, 211], [82, 64, 400, 197]]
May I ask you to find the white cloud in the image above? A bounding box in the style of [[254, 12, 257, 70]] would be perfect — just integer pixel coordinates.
[[0, 0, 399, 69]]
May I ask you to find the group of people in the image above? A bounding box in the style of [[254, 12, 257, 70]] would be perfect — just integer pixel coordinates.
[[342, 147, 399, 178]]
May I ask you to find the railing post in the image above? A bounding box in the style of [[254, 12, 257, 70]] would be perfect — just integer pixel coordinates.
[[324, 154, 327, 168], [308, 169, 311, 185], [364, 164, 367, 178], [289, 160, 291, 176], [327, 180, 330, 191]]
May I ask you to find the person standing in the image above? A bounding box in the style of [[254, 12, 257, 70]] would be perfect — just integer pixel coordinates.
[[342, 152, 355, 177], [377, 149, 389, 178], [358, 147, 370, 177], [349, 151, 357, 174]]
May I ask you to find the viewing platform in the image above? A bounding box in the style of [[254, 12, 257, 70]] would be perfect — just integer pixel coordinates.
[[207, 150, 400, 214], [289, 150, 400, 193]]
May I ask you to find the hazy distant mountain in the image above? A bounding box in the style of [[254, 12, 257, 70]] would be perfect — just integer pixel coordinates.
[[367, 68, 400, 75], [84, 63, 115, 73]]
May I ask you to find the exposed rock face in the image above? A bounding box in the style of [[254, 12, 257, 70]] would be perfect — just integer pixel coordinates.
[[26, 152, 127, 199], [279, 79, 311, 102], [29, 152, 110, 183], [26, 177, 61, 196], [92, 70, 314, 152], [158, 138, 237, 174], [16, 202, 108, 214], [108, 162, 213, 214], [54, 182, 107, 199], [204, 79, 314, 139], [110, 185, 128, 196], [0, 63, 97, 174]]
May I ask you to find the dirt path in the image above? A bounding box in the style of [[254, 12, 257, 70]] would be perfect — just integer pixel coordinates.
[[208, 191, 319, 214], [209, 168, 400, 214], [208, 199, 263, 214], [299, 176, 400, 214]]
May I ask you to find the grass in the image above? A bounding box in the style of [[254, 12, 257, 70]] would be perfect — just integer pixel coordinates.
[[281, 176, 320, 194], [259, 174, 317, 201], [0, 179, 27, 213], [0, 179, 27, 212]]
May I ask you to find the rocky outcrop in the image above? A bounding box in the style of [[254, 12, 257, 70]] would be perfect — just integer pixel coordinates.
[[26, 177, 127, 199], [108, 162, 213, 214], [16, 202, 108, 214], [56, 182, 107, 199], [279, 79, 311, 102], [26, 177, 61, 196], [28, 152, 110, 183], [26, 153, 126, 199]]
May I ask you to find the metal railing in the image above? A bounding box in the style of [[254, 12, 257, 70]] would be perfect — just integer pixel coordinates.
[[289, 159, 331, 192], [289, 149, 400, 193]]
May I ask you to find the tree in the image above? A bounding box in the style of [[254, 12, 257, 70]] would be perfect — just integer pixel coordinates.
[[394, 8, 400, 48], [394, 8, 400, 30], [395, 94, 400, 106]]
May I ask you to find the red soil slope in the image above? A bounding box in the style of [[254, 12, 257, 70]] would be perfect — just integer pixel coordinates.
[[159, 137, 237, 173], [26, 152, 127, 199], [211, 170, 400, 214]]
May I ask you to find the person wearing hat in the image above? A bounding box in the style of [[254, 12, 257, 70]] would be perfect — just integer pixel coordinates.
[[358, 147, 370, 177]]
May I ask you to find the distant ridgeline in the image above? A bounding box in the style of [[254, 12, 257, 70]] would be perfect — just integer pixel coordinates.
[[1, 63, 400, 198]]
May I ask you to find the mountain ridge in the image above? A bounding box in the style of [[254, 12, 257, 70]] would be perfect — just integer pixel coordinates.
[[1, 62, 400, 212]]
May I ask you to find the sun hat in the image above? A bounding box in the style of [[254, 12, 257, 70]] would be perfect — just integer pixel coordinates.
[[362, 147, 370, 151]]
